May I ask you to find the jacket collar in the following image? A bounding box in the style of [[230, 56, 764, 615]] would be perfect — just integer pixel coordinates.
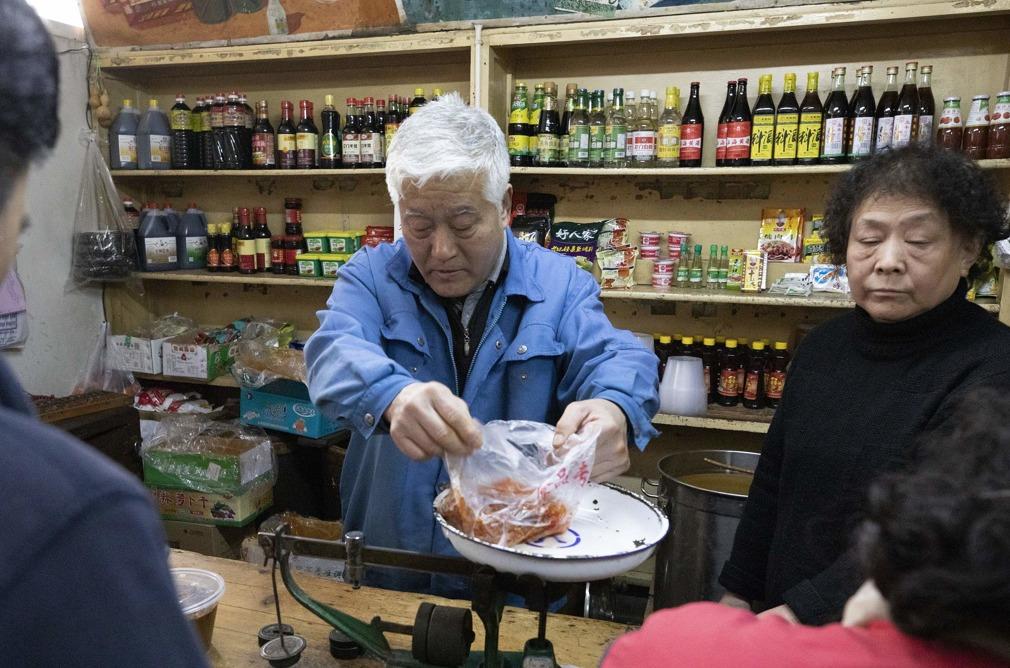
[[388, 228, 545, 303]]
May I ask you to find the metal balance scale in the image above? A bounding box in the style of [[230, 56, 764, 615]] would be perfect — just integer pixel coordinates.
[[257, 482, 669, 668]]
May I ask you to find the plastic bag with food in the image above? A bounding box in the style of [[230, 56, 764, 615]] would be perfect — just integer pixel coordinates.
[[230, 318, 304, 388], [439, 420, 599, 547]]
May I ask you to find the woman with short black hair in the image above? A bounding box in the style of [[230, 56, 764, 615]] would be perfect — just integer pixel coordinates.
[[717, 143, 1010, 625]]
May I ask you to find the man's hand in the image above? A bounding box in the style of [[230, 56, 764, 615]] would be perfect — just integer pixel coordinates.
[[758, 604, 799, 624], [719, 592, 752, 611], [553, 399, 629, 482], [384, 382, 482, 461], [842, 580, 890, 628]]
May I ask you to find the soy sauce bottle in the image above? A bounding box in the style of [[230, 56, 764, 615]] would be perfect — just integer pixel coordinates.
[[170, 94, 194, 169], [725, 78, 752, 167], [764, 341, 790, 408], [276, 100, 297, 169], [716, 339, 744, 406], [296, 100, 318, 169], [319, 94, 341, 169], [742, 341, 768, 409]]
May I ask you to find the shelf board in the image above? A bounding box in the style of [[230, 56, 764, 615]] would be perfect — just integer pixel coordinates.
[[127, 272, 1000, 313], [110, 160, 1010, 180], [135, 372, 239, 388], [653, 405, 774, 434], [131, 270, 336, 287]]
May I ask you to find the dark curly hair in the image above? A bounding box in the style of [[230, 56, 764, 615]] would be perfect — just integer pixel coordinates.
[[857, 387, 1010, 647], [823, 144, 1009, 280]]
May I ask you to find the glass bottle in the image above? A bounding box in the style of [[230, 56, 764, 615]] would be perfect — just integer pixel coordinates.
[[630, 88, 658, 167], [251, 100, 276, 169], [253, 206, 272, 272], [236, 207, 257, 275], [569, 88, 592, 168], [675, 239, 690, 287], [962, 94, 991, 159], [680, 82, 704, 167], [319, 94, 340, 169], [341, 98, 360, 169], [384, 94, 400, 158], [936, 96, 964, 151], [716, 339, 743, 407], [821, 67, 849, 164], [848, 66, 876, 161], [892, 61, 919, 148], [689, 243, 705, 287], [875, 66, 900, 153], [987, 92, 1010, 159], [716, 80, 736, 167], [528, 83, 545, 161], [408, 88, 427, 115], [749, 74, 776, 166], [604, 88, 628, 168], [773, 73, 800, 166], [796, 72, 823, 165], [725, 78, 752, 167], [917, 65, 936, 145], [536, 82, 562, 167], [239, 93, 254, 167], [276, 100, 297, 169], [705, 244, 720, 289], [718, 245, 729, 288], [589, 89, 607, 168], [507, 82, 532, 167], [359, 96, 377, 167], [560, 83, 578, 167], [657, 86, 682, 167]]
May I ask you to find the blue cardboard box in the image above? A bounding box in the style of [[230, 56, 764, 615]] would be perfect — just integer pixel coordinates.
[[240, 380, 341, 438]]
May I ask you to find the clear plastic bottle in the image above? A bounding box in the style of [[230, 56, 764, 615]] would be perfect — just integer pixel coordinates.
[[137, 98, 171, 170]]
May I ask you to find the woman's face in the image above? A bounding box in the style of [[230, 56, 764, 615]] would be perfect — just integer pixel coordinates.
[[846, 194, 979, 323]]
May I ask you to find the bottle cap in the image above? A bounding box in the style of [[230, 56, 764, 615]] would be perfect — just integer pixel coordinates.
[[122, 99, 132, 107], [324, 94, 334, 106], [206, 223, 217, 234], [943, 96, 960, 103], [726, 339, 738, 348], [738, 337, 749, 345], [364, 96, 374, 105], [659, 335, 672, 343], [774, 341, 788, 350], [567, 83, 578, 95], [377, 99, 386, 108], [753, 341, 765, 350], [346, 97, 355, 105], [704, 337, 716, 346], [682, 337, 694, 345], [148, 99, 158, 108], [414, 87, 425, 96], [906, 61, 918, 68], [517, 81, 527, 88], [176, 93, 185, 101]]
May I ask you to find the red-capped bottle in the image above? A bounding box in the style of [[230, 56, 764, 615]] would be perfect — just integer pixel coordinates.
[[725, 77, 752, 166], [276, 100, 297, 169], [716, 80, 736, 166], [680, 82, 704, 167], [236, 208, 257, 275]]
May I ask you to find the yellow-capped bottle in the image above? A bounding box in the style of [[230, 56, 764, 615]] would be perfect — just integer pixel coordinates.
[[750, 75, 776, 165], [774, 73, 800, 165], [657, 86, 683, 166], [797, 72, 823, 164]]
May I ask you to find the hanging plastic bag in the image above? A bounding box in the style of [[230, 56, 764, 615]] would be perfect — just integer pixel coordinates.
[[68, 131, 140, 293], [73, 321, 141, 396], [439, 420, 599, 547]]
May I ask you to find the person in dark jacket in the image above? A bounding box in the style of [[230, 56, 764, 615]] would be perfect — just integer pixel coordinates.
[[0, 2, 208, 665], [719, 143, 1010, 625]]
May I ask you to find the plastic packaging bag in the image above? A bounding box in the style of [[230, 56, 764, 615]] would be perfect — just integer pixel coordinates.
[[230, 318, 305, 388], [439, 420, 599, 547], [68, 131, 140, 292], [73, 321, 141, 396], [141, 416, 277, 494]]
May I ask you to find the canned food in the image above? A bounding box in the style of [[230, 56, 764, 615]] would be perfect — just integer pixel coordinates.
[[640, 245, 661, 259], [652, 272, 674, 289], [668, 231, 690, 249], [639, 231, 661, 246], [653, 259, 676, 275]]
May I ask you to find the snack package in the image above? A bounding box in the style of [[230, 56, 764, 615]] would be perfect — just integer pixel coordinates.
[[511, 214, 551, 247], [597, 246, 637, 289], [135, 387, 216, 415], [230, 318, 303, 388], [440, 420, 599, 547], [548, 220, 606, 270], [742, 250, 768, 292], [810, 264, 850, 293], [802, 215, 831, 263], [768, 272, 812, 296], [758, 208, 805, 262], [726, 248, 746, 290], [511, 191, 558, 226]]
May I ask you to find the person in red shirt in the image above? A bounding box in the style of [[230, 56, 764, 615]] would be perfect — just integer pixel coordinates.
[[602, 387, 1010, 668]]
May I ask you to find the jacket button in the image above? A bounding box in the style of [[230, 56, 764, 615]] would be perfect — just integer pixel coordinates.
[[417, 336, 425, 346], [517, 344, 528, 354], [495, 340, 502, 350], [364, 413, 375, 427], [411, 367, 418, 374], [520, 373, 528, 381]]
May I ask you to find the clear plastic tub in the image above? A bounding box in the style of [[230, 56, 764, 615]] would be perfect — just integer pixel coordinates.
[[172, 568, 225, 650]]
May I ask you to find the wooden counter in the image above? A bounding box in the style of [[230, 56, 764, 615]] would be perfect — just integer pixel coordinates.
[[170, 550, 629, 667]]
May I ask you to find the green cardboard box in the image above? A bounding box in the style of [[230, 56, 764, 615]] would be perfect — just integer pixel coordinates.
[[149, 476, 273, 526], [142, 433, 274, 495]]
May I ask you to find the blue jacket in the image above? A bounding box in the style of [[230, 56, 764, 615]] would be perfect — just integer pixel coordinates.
[[306, 230, 659, 595]]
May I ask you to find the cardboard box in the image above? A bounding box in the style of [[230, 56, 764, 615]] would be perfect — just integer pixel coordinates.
[[149, 477, 273, 526], [241, 379, 342, 439], [109, 334, 172, 374], [163, 519, 249, 558], [143, 433, 274, 494], [162, 335, 235, 380]]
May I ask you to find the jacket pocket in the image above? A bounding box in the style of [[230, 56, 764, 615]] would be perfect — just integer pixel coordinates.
[[503, 325, 564, 386], [380, 314, 430, 375]]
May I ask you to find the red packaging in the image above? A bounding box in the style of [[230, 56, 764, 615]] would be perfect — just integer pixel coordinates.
[[725, 121, 753, 160], [639, 245, 661, 259], [681, 124, 703, 162]]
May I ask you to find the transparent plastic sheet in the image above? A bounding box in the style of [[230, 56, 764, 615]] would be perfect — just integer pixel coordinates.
[[440, 420, 599, 547], [132, 313, 196, 339], [73, 321, 141, 396], [68, 131, 142, 294], [230, 319, 305, 388], [141, 416, 277, 494]]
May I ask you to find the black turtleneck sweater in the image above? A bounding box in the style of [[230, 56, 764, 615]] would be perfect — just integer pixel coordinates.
[[719, 280, 1010, 625]]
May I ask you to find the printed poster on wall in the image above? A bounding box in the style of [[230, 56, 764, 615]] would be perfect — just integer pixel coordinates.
[[82, 0, 854, 48]]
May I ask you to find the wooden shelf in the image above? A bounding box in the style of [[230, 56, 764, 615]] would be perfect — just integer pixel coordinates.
[[131, 270, 335, 287], [110, 168, 385, 178], [653, 405, 775, 434], [134, 372, 239, 388]]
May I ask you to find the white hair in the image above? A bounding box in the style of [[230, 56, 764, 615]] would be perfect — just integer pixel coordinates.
[[385, 92, 510, 212]]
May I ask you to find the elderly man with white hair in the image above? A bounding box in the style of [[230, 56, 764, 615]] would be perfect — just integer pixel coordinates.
[[305, 93, 659, 596]]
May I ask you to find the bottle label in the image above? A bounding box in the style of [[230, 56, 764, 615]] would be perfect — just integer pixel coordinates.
[[725, 121, 752, 159], [184, 237, 208, 264], [200, 111, 213, 133], [271, 246, 284, 266], [629, 130, 657, 161], [744, 370, 761, 401], [255, 238, 271, 270], [680, 124, 703, 161], [221, 247, 234, 268], [989, 100, 1010, 125], [797, 113, 823, 159], [851, 116, 875, 157], [117, 135, 137, 165], [966, 100, 991, 128], [342, 136, 360, 164], [589, 126, 606, 162], [605, 124, 628, 161], [190, 111, 202, 134], [718, 368, 739, 398], [766, 370, 786, 399], [373, 133, 385, 163], [277, 134, 297, 152], [917, 115, 934, 144], [238, 239, 257, 272], [149, 135, 171, 164], [210, 107, 224, 129], [892, 114, 915, 147], [252, 132, 276, 166], [171, 109, 191, 131], [938, 105, 962, 129], [207, 246, 219, 269], [359, 134, 375, 163], [716, 122, 729, 160], [537, 133, 561, 164], [224, 106, 244, 127], [508, 133, 530, 156], [822, 117, 846, 157], [560, 134, 570, 162], [657, 123, 681, 161], [296, 132, 317, 151], [689, 266, 703, 284], [143, 237, 177, 265], [773, 112, 799, 160], [875, 116, 894, 151], [321, 132, 338, 159], [750, 115, 775, 161], [509, 105, 530, 125], [572, 126, 591, 160]]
